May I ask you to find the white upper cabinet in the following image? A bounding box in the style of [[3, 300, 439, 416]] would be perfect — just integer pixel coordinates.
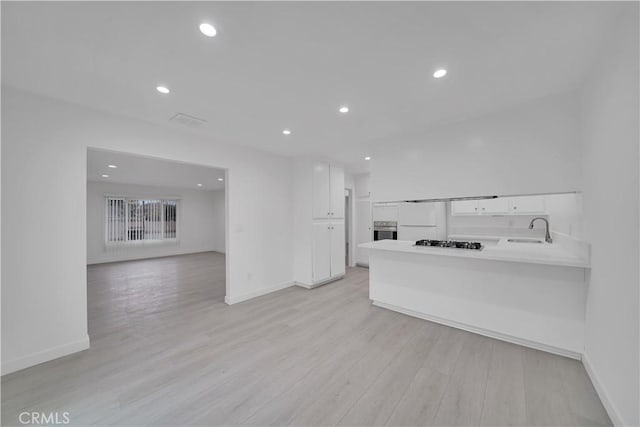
[[355, 174, 371, 198], [451, 200, 480, 215], [330, 165, 345, 218], [452, 196, 546, 216], [312, 161, 344, 219], [312, 162, 331, 219], [508, 195, 546, 214], [478, 198, 509, 214]]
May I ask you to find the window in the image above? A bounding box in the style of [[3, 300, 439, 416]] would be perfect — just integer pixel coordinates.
[[105, 197, 178, 245]]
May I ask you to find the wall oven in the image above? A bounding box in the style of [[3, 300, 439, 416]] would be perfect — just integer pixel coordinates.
[[373, 221, 398, 241]]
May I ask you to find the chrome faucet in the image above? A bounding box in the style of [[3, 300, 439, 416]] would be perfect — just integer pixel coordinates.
[[529, 217, 552, 243]]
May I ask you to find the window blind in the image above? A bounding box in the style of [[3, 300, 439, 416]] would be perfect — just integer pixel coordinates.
[[105, 197, 178, 246]]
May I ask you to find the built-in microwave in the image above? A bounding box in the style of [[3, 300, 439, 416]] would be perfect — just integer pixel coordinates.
[[373, 221, 398, 241]]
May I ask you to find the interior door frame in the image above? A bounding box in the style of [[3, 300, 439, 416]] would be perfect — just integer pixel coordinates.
[[85, 147, 230, 302]]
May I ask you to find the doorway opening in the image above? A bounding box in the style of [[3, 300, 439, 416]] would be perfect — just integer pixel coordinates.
[[86, 148, 228, 338]]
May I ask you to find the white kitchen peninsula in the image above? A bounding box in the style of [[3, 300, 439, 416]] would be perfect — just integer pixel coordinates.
[[360, 238, 590, 358]]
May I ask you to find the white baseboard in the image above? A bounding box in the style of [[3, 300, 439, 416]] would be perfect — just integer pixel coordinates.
[[225, 281, 294, 305], [87, 248, 221, 265], [294, 281, 313, 289], [582, 352, 624, 426], [372, 301, 582, 360], [295, 275, 345, 290], [1, 335, 90, 376]]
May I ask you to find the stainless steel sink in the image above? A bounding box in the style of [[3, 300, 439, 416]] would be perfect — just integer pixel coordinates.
[[507, 238, 545, 244]]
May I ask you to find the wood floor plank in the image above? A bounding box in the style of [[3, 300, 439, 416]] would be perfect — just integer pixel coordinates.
[[285, 316, 419, 426], [423, 324, 469, 376], [384, 366, 450, 427], [431, 333, 494, 426], [479, 340, 527, 426], [556, 354, 612, 426], [337, 322, 442, 426], [522, 348, 579, 427]]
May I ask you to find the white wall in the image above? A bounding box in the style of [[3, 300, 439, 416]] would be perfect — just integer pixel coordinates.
[[580, 6, 639, 426], [370, 91, 582, 202], [544, 193, 583, 238], [87, 181, 224, 264], [1, 88, 293, 374]]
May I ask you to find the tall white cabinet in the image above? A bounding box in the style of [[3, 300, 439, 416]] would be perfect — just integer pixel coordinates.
[[293, 158, 346, 288]]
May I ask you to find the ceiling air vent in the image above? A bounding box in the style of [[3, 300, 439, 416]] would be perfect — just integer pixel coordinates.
[[169, 113, 207, 128]]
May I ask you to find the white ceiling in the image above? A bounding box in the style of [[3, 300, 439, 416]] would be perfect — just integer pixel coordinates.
[[3, 2, 624, 172], [87, 149, 225, 191]]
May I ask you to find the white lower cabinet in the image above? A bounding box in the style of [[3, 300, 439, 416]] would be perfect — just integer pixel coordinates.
[[330, 222, 346, 277], [312, 221, 345, 283], [312, 223, 332, 283]]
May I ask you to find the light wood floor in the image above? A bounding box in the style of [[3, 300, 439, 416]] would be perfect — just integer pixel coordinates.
[[2, 252, 610, 426]]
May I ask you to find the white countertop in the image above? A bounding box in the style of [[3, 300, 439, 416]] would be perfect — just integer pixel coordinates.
[[359, 239, 590, 268]]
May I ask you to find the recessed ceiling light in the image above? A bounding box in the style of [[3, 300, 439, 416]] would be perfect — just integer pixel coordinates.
[[156, 86, 170, 94], [433, 69, 447, 79], [101, 174, 109, 178], [107, 164, 118, 168], [339, 106, 349, 113], [364, 156, 371, 161], [217, 178, 224, 182], [282, 129, 292, 135], [199, 23, 217, 37], [197, 183, 203, 187]]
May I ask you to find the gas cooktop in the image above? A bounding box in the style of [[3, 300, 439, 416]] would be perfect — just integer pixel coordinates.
[[414, 239, 483, 250]]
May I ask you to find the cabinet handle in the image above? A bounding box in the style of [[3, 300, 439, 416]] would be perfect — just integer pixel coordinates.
[[474, 207, 478, 211], [513, 206, 517, 210]]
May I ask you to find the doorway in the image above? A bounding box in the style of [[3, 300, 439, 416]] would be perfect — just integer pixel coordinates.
[[86, 148, 228, 336]]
